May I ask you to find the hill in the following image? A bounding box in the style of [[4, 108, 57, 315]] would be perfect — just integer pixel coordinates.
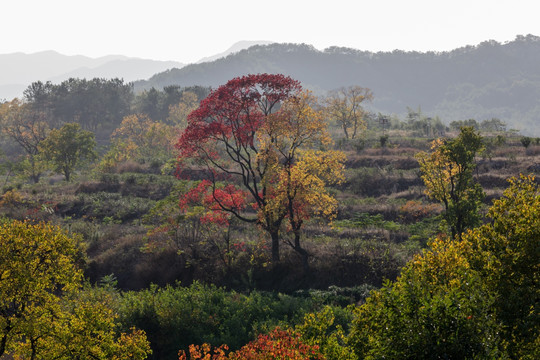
[[0, 51, 184, 100], [135, 35, 540, 135]]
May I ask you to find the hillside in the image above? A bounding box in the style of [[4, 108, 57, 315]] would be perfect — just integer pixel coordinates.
[[135, 35, 540, 135]]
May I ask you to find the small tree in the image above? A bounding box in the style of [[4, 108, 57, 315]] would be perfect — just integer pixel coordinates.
[[324, 86, 372, 140], [415, 126, 484, 240], [0, 99, 50, 182], [520, 136, 532, 149], [40, 123, 97, 181]]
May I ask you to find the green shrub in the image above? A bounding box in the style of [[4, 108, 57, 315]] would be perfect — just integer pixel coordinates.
[[114, 282, 317, 359]]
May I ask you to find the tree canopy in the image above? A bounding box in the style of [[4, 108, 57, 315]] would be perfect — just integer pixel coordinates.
[[40, 123, 97, 182], [0, 219, 151, 359]]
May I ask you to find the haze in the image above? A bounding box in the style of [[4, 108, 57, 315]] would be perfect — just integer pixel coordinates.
[[2, 0, 540, 63]]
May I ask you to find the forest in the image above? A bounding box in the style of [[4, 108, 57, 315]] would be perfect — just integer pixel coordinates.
[[0, 74, 538, 359]]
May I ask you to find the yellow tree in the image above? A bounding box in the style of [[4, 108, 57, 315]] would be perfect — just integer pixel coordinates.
[[349, 175, 539, 359], [111, 114, 176, 162], [0, 220, 151, 359], [166, 91, 199, 129], [415, 126, 484, 240], [324, 86, 373, 140], [260, 92, 346, 268]]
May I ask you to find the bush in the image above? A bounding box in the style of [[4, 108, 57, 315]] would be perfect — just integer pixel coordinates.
[[115, 282, 317, 359]]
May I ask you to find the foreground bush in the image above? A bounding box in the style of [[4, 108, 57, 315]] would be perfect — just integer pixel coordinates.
[[0, 219, 151, 359], [179, 328, 324, 360], [115, 282, 317, 359]]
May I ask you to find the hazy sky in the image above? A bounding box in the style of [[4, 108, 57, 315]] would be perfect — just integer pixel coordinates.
[[2, 0, 539, 63]]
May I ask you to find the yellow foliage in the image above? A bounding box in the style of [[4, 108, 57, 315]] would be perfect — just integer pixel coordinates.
[[0, 220, 151, 359], [254, 91, 346, 229], [106, 114, 177, 168], [167, 91, 199, 129]]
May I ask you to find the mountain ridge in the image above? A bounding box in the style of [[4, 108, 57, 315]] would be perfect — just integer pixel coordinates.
[[134, 35, 540, 135]]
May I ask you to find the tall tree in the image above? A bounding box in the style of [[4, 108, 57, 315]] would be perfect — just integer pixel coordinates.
[[24, 78, 133, 134], [177, 74, 345, 264], [415, 126, 484, 240], [324, 86, 373, 140], [40, 123, 97, 182]]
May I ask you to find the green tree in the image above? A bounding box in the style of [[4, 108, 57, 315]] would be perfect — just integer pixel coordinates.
[[480, 118, 506, 133], [349, 175, 539, 359], [40, 123, 97, 181], [415, 126, 484, 240], [520, 136, 532, 149]]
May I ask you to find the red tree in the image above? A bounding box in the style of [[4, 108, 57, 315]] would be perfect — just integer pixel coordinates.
[[177, 74, 343, 265], [177, 74, 302, 263]]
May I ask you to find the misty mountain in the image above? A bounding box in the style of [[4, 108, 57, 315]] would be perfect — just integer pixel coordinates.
[[135, 35, 540, 135], [0, 51, 184, 100], [196, 40, 274, 63]]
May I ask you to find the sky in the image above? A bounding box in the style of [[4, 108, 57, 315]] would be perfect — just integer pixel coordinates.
[[2, 0, 540, 64]]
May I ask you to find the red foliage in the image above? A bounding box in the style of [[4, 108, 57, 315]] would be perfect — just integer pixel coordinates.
[[178, 328, 324, 360], [179, 180, 248, 226], [176, 74, 301, 158]]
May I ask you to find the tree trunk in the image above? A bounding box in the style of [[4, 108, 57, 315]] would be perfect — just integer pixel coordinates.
[[291, 230, 309, 274], [270, 230, 280, 264]]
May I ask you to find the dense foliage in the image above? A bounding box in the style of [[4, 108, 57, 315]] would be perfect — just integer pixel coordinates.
[[0, 219, 151, 359], [349, 175, 539, 359]]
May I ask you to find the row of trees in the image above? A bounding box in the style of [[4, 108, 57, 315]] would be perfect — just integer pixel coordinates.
[[0, 79, 208, 182]]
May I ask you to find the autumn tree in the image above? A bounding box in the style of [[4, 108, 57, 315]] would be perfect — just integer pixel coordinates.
[[99, 114, 176, 172], [40, 123, 97, 181], [415, 126, 484, 240], [0, 99, 50, 182], [112, 114, 175, 161], [177, 74, 345, 264], [0, 219, 151, 359], [349, 175, 539, 359], [324, 86, 372, 140], [166, 91, 199, 129]]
